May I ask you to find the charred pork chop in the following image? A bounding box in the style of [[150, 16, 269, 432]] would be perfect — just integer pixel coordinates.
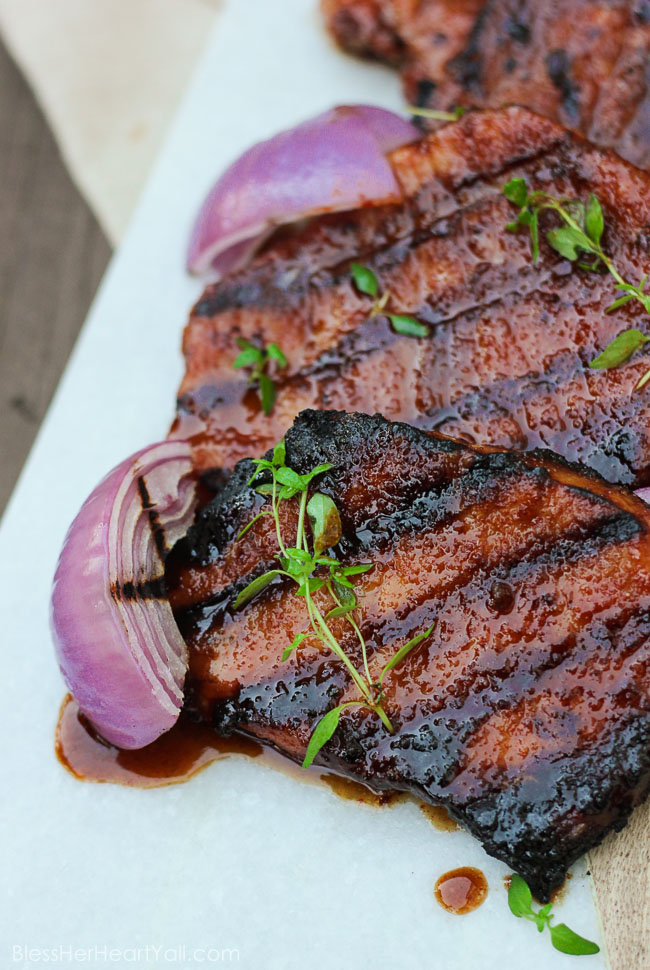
[[167, 409, 650, 901], [175, 107, 650, 489], [323, 0, 650, 170]]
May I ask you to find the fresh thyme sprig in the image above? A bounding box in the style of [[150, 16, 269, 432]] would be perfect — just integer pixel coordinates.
[[508, 875, 600, 956], [504, 177, 650, 389], [406, 105, 466, 122], [232, 337, 288, 415], [233, 439, 434, 768], [351, 262, 430, 337]]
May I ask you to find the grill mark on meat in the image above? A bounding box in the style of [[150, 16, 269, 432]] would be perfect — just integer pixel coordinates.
[[174, 109, 650, 488], [545, 48, 581, 122], [447, 2, 491, 96], [167, 410, 650, 898], [174, 457, 629, 635], [323, 0, 650, 170]]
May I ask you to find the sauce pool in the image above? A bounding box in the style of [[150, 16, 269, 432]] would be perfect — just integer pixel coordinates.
[[420, 803, 459, 832], [55, 694, 264, 787], [55, 694, 466, 838], [55, 695, 406, 799], [434, 867, 488, 914]]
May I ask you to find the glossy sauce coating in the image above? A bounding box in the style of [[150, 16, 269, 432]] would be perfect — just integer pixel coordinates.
[[324, 0, 650, 170], [175, 107, 650, 489], [435, 867, 488, 914], [56, 694, 408, 808], [55, 694, 263, 787], [168, 409, 650, 901], [420, 804, 459, 832]]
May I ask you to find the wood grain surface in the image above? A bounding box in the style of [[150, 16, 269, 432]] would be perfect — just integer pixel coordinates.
[[0, 39, 110, 516], [590, 802, 650, 969]]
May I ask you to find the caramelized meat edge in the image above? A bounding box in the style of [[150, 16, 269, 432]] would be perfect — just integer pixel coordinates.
[[175, 106, 650, 488], [167, 410, 650, 900], [323, 0, 650, 170]]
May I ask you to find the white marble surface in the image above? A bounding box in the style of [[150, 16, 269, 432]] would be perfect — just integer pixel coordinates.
[[0, 1, 607, 967]]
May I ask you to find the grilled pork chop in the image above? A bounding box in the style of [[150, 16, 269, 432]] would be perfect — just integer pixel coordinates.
[[167, 409, 650, 901], [323, 0, 650, 170], [175, 106, 650, 489]]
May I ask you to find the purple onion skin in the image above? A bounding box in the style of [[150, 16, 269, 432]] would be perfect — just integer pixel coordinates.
[[51, 442, 196, 749], [187, 105, 419, 277]]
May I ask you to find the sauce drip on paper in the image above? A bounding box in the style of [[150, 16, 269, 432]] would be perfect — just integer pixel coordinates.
[[434, 867, 488, 914], [56, 694, 460, 836]]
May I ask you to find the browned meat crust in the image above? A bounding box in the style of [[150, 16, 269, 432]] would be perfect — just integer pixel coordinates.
[[167, 409, 650, 901], [323, 0, 650, 171], [321, 0, 483, 78], [174, 107, 650, 489]]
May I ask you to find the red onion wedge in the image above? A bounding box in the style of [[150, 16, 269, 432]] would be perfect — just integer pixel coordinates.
[[187, 104, 418, 278], [51, 441, 198, 749], [636, 487, 650, 504]]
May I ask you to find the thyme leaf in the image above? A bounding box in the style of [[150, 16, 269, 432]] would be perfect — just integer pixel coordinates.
[[504, 179, 650, 383], [307, 492, 342, 555], [389, 314, 430, 338], [281, 631, 310, 662], [302, 703, 362, 770], [233, 570, 282, 610], [234, 444, 437, 766], [351, 265, 429, 338], [507, 875, 599, 956], [350, 262, 379, 298], [406, 105, 466, 122], [589, 328, 649, 369], [232, 338, 287, 415], [379, 624, 435, 686], [550, 924, 601, 957]]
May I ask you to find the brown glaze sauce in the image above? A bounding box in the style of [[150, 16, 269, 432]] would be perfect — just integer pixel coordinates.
[[56, 695, 459, 834], [56, 694, 406, 798], [319, 773, 408, 807], [55, 694, 263, 787], [420, 803, 459, 832], [435, 867, 488, 914]]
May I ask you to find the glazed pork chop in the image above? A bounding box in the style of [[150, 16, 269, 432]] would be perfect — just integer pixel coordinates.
[[323, 0, 650, 170], [175, 107, 650, 489], [167, 409, 650, 901]]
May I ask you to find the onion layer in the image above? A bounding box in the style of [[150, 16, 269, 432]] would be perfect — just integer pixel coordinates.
[[187, 104, 418, 278], [51, 441, 197, 749], [636, 487, 650, 504]]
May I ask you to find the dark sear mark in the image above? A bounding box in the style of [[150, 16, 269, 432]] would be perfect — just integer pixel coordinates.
[[505, 13, 531, 44], [137, 475, 169, 559], [415, 77, 438, 107], [166, 409, 650, 902], [323, 0, 650, 170], [545, 48, 580, 121], [173, 107, 650, 488]]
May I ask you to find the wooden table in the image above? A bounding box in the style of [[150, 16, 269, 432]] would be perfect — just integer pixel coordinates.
[[590, 804, 650, 968], [0, 40, 110, 516]]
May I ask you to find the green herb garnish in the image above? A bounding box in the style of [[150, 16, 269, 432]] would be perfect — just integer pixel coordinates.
[[589, 328, 650, 370], [351, 264, 429, 338], [389, 314, 430, 338], [507, 875, 600, 956], [350, 262, 379, 298], [232, 338, 288, 415], [504, 178, 650, 388], [407, 105, 466, 122], [234, 443, 435, 767]]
